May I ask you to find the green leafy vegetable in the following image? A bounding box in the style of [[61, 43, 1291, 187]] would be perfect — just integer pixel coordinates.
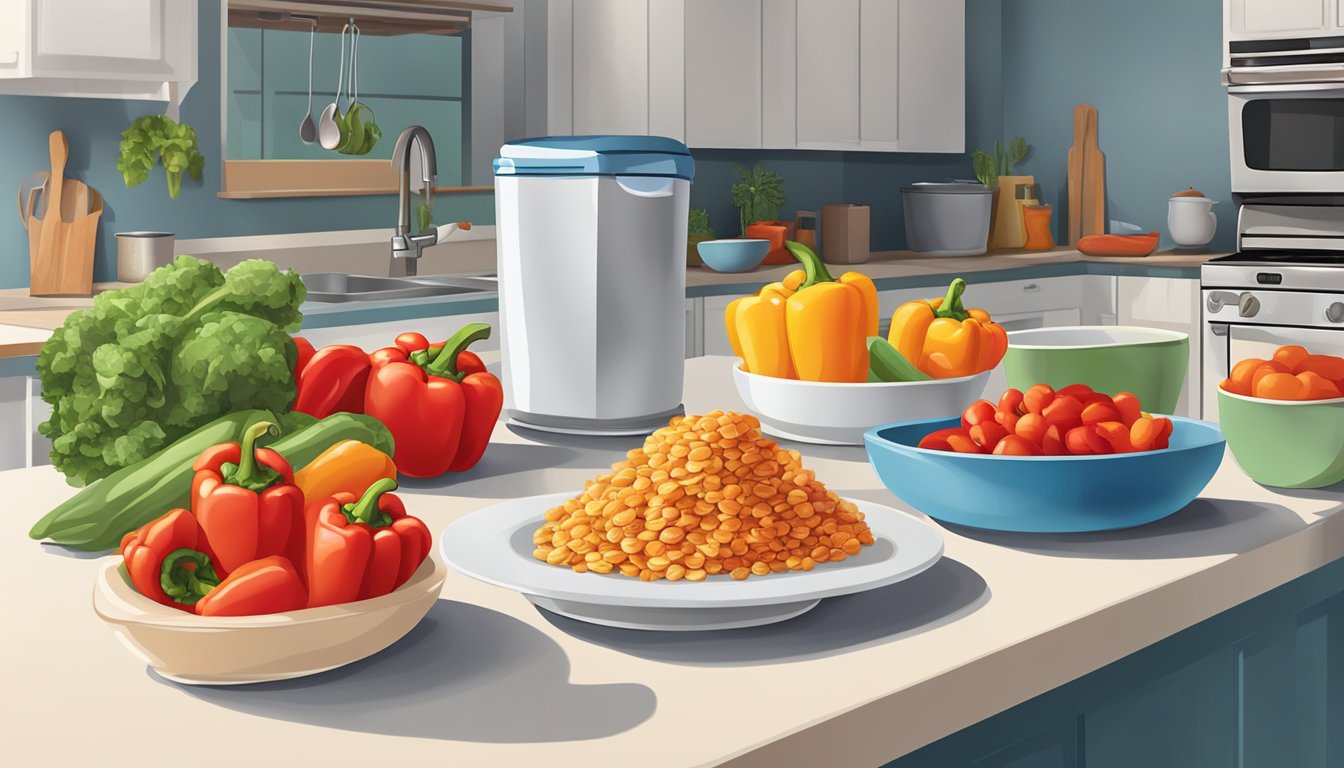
[[688, 208, 714, 236], [116, 115, 205, 200], [972, 137, 1030, 189], [38, 256, 307, 486]]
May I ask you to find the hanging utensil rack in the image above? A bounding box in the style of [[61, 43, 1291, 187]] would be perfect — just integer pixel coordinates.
[[228, 0, 512, 37]]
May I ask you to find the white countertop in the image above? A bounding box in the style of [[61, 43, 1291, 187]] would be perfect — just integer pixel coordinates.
[[5, 356, 1341, 767]]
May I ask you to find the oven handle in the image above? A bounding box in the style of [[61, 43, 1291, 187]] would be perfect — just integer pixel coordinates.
[[1208, 322, 1229, 337], [1228, 82, 1344, 94]]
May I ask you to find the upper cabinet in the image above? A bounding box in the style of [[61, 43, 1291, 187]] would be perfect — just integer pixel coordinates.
[[1227, 0, 1343, 39], [0, 0, 196, 103], [548, 0, 965, 153]]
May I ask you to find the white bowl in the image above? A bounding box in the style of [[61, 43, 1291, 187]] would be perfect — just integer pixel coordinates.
[[93, 556, 446, 685], [732, 363, 992, 445]]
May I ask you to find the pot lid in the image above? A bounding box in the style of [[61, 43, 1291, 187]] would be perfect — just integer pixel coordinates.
[[901, 182, 991, 194]]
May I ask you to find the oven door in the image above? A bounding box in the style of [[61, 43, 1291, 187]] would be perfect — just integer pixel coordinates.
[[1230, 84, 1344, 194], [1203, 322, 1344, 421]]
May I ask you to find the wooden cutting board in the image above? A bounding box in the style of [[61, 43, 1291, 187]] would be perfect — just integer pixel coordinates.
[[1067, 104, 1106, 246], [29, 131, 101, 297]]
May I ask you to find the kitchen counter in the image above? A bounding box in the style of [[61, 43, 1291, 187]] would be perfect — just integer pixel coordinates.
[[0, 247, 1225, 357], [6, 355, 1341, 768]]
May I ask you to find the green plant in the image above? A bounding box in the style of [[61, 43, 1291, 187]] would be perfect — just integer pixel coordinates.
[[688, 208, 714, 237], [116, 115, 205, 200], [729, 161, 785, 237], [972, 137, 1030, 189]]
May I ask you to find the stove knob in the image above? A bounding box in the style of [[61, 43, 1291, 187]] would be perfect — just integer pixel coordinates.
[[1238, 293, 1260, 318], [1328, 302, 1344, 324]]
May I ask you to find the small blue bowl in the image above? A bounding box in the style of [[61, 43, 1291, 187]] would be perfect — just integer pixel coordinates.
[[697, 239, 770, 273], [863, 416, 1225, 533]]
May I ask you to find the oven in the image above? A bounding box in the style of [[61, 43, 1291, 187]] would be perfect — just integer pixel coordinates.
[[1230, 84, 1344, 194], [1201, 258, 1344, 421]]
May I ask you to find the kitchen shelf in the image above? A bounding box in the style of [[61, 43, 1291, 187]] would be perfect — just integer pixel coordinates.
[[220, 159, 491, 199], [228, 0, 513, 36]]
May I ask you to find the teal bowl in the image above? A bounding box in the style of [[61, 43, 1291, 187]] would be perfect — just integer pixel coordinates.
[[1217, 388, 1344, 489], [864, 416, 1225, 533], [1004, 326, 1189, 414], [697, 239, 770, 273]]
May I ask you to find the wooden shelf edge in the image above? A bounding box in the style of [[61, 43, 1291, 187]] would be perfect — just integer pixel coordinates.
[[218, 185, 494, 199]]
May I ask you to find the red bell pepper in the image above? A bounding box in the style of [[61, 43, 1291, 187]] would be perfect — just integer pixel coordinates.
[[194, 556, 308, 617], [364, 322, 503, 477], [293, 336, 316, 380], [304, 479, 433, 607], [120, 508, 221, 612], [191, 421, 305, 576], [294, 344, 374, 418]]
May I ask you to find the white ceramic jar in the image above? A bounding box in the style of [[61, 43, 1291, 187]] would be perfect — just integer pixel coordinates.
[[1167, 196, 1218, 248]]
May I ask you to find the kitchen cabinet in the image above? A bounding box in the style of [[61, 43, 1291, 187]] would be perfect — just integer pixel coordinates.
[[0, 374, 49, 472], [702, 294, 737, 358], [794, 0, 860, 149], [0, 0, 196, 103], [1117, 276, 1202, 419], [1227, 0, 1330, 38], [684, 0, 761, 148]]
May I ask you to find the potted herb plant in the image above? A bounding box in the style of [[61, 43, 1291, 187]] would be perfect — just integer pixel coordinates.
[[730, 161, 791, 264], [972, 137, 1031, 249], [687, 208, 715, 266]]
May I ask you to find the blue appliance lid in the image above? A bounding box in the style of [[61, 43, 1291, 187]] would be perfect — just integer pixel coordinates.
[[494, 135, 694, 180]]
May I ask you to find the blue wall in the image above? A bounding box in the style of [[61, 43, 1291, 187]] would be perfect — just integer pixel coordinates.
[[0, 0, 493, 289], [1001, 0, 1234, 252]]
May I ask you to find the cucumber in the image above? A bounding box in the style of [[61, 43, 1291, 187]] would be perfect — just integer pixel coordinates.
[[867, 336, 932, 382]]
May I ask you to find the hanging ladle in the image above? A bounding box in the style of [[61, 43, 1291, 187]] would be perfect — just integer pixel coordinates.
[[317, 21, 351, 150], [298, 15, 318, 144]]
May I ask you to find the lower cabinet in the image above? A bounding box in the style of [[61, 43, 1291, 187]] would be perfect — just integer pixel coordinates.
[[0, 374, 50, 472], [885, 557, 1344, 768]]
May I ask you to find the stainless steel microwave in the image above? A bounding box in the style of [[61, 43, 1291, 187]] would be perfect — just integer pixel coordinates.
[[1229, 83, 1344, 193]]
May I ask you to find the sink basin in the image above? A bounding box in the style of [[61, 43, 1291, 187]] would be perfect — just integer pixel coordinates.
[[301, 273, 492, 303]]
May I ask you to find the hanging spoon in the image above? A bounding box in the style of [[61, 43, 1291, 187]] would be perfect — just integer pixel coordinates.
[[299, 16, 318, 144], [317, 22, 350, 150]]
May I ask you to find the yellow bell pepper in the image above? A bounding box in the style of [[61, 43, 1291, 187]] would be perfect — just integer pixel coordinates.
[[730, 284, 796, 379], [782, 241, 876, 382], [886, 278, 1009, 379], [293, 439, 398, 502]]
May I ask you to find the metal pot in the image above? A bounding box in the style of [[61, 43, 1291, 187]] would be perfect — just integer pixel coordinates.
[[116, 232, 175, 282]]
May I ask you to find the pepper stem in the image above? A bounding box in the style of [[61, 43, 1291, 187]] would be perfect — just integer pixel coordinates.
[[343, 477, 398, 528], [160, 548, 220, 606], [934, 278, 971, 320], [228, 421, 280, 490], [785, 240, 836, 288], [424, 322, 492, 381]]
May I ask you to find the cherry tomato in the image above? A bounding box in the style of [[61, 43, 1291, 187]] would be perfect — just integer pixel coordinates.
[[1154, 417, 1174, 449], [1081, 401, 1120, 425], [992, 434, 1041, 456], [995, 409, 1020, 433], [1022, 384, 1056, 414], [1014, 412, 1047, 445], [1250, 361, 1291, 395], [1056, 383, 1095, 400], [1297, 371, 1342, 400], [1273, 344, 1310, 373], [998, 388, 1025, 417], [1130, 417, 1161, 451], [1041, 425, 1066, 456], [969, 422, 1009, 451], [1112, 392, 1142, 426], [947, 432, 984, 454], [1254, 371, 1304, 401], [1229, 358, 1269, 391], [1042, 395, 1083, 431], [1065, 425, 1113, 455], [961, 400, 998, 430], [1298, 354, 1344, 381], [918, 427, 969, 451], [1094, 421, 1134, 453]]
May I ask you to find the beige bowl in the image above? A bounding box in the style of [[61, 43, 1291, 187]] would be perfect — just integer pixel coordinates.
[[93, 556, 446, 685]]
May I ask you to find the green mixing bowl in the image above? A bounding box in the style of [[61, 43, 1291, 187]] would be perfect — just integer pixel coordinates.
[[1217, 388, 1344, 489], [1004, 326, 1189, 414]]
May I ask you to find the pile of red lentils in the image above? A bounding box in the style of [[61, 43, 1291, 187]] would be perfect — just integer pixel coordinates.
[[532, 411, 875, 581]]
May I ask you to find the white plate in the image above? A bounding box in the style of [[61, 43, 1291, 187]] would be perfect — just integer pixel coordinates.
[[441, 493, 944, 631]]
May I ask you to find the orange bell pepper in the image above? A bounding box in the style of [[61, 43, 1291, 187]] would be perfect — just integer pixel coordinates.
[[782, 241, 877, 382], [887, 278, 1008, 379]]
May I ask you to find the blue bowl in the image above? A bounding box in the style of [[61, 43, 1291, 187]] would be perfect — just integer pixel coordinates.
[[697, 239, 770, 273], [863, 416, 1225, 533]]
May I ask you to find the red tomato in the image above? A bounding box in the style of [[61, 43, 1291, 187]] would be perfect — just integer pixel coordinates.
[[1022, 384, 1056, 414], [1297, 371, 1342, 400], [1081, 401, 1121, 425], [1065, 425, 1113, 455], [969, 422, 1009, 451], [1094, 421, 1134, 453], [1298, 354, 1344, 381], [1274, 345, 1310, 373], [1130, 417, 1161, 451], [1042, 395, 1084, 431], [995, 409, 1020, 433], [1112, 392, 1142, 426], [947, 432, 984, 454], [1155, 417, 1174, 449], [992, 434, 1041, 456], [1014, 412, 1048, 445], [998, 388, 1025, 417], [961, 400, 998, 430], [1041, 425, 1066, 456], [1056, 383, 1095, 400], [918, 427, 968, 451]]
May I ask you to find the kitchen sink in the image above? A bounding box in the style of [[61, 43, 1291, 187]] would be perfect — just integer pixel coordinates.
[[301, 273, 494, 303]]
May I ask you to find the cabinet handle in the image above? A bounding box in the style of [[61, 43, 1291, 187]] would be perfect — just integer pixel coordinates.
[[1022, 283, 1040, 293]]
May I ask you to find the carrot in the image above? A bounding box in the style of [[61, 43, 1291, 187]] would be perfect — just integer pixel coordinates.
[[1112, 392, 1142, 426], [1022, 384, 1055, 414], [1095, 421, 1135, 453], [1297, 354, 1344, 381], [1014, 412, 1048, 445], [961, 400, 997, 430], [1274, 345, 1310, 373], [969, 422, 1009, 451], [1297, 371, 1342, 400], [1081, 401, 1121, 425], [992, 435, 1041, 456], [1254, 371, 1305, 400]]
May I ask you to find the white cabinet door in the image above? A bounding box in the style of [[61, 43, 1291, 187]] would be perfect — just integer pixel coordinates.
[[1231, 0, 1328, 37], [859, 0, 900, 149], [703, 295, 739, 358], [34, 0, 162, 65], [571, 0, 649, 135], [0, 377, 27, 471], [1117, 276, 1203, 418], [1337, 0, 1344, 29], [796, 0, 860, 149], [648, 0, 685, 141], [684, 0, 762, 148], [896, 0, 965, 153]]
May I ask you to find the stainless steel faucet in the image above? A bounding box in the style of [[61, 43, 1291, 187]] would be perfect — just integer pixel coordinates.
[[390, 125, 468, 276]]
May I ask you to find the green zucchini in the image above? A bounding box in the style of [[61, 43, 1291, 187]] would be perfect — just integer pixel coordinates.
[[867, 336, 933, 383]]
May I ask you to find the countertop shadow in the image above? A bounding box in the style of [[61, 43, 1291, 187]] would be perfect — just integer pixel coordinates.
[[396, 443, 586, 498], [161, 600, 656, 743], [538, 557, 988, 666], [1270, 480, 1344, 512], [940, 498, 1307, 560]]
